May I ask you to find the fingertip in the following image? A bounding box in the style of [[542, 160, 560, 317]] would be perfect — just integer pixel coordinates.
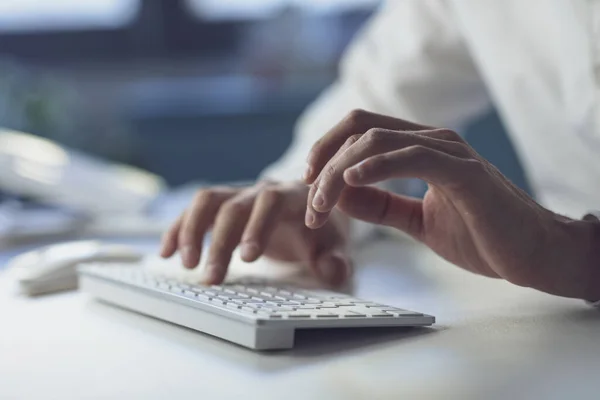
[[305, 209, 316, 228], [160, 243, 177, 259], [316, 251, 351, 287], [343, 167, 363, 186], [302, 163, 315, 184], [159, 248, 173, 259], [203, 264, 225, 285], [240, 242, 260, 262], [180, 245, 199, 269]]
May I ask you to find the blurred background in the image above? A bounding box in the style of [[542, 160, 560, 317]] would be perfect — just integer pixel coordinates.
[[0, 0, 528, 190]]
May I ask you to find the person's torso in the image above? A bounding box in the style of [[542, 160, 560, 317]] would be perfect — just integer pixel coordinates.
[[450, 0, 600, 217]]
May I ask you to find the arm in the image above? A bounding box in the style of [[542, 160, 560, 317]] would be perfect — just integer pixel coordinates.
[[302, 110, 600, 301]]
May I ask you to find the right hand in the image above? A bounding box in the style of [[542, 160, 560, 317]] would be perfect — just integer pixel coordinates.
[[160, 181, 352, 287]]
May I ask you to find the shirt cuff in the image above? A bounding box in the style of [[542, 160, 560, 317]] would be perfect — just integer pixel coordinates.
[[583, 210, 600, 308]]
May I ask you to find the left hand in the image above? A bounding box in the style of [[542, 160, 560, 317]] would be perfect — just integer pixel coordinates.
[[303, 109, 600, 301]]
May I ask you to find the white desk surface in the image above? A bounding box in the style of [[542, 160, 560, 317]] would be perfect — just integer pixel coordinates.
[[1, 238, 600, 400]]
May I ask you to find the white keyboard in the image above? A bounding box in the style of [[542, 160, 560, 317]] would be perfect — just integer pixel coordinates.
[[78, 264, 435, 350]]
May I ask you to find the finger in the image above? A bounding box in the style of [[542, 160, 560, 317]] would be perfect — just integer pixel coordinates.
[[206, 196, 253, 284], [313, 250, 353, 288], [160, 214, 183, 258], [337, 185, 424, 239], [312, 129, 466, 214], [306, 134, 361, 229], [178, 189, 233, 269], [240, 188, 284, 262], [344, 145, 472, 189], [303, 109, 432, 184]]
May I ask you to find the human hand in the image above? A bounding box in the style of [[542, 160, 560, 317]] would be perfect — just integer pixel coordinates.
[[303, 109, 600, 300], [160, 181, 351, 287]]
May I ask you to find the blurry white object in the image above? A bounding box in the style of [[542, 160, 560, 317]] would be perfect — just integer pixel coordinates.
[[0, 200, 84, 247], [187, 0, 379, 20], [7, 240, 143, 296], [0, 129, 165, 215], [0, 0, 138, 32]]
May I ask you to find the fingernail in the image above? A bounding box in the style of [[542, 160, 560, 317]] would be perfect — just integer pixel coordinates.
[[312, 189, 325, 209], [305, 211, 315, 227], [241, 242, 259, 261], [302, 164, 313, 181], [181, 245, 194, 268]]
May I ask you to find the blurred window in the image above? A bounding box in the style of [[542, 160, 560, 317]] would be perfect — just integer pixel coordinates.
[[0, 0, 139, 33], [186, 0, 380, 20]]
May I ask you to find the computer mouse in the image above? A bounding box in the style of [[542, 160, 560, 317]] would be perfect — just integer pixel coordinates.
[[6, 240, 143, 296]]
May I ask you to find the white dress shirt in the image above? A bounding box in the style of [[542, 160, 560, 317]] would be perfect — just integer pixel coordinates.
[[263, 0, 600, 221]]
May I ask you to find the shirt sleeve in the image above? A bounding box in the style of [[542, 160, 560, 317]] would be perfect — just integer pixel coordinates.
[[261, 0, 491, 183]]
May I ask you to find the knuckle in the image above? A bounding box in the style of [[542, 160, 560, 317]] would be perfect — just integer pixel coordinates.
[[344, 134, 361, 147], [345, 108, 369, 126], [194, 189, 216, 205], [435, 128, 463, 142], [444, 141, 472, 158], [363, 128, 387, 147], [221, 199, 247, 215], [260, 188, 283, 204], [462, 158, 487, 175], [406, 144, 431, 158]]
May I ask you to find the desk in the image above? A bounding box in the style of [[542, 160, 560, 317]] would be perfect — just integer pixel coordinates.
[[1, 238, 600, 400]]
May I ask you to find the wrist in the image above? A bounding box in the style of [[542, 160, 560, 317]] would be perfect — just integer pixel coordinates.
[[580, 213, 600, 302], [545, 215, 600, 301]]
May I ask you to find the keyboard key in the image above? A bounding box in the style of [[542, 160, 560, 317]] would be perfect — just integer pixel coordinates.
[[368, 313, 393, 317], [244, 299, 266, 304], [315, 312, 338, 318], [344, 312, 366, 317], [195, 293, 211, 301], [284, 312, 311, 319]]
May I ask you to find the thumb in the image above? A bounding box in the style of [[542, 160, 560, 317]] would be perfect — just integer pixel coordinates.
[[312, 249, 353, 288]]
